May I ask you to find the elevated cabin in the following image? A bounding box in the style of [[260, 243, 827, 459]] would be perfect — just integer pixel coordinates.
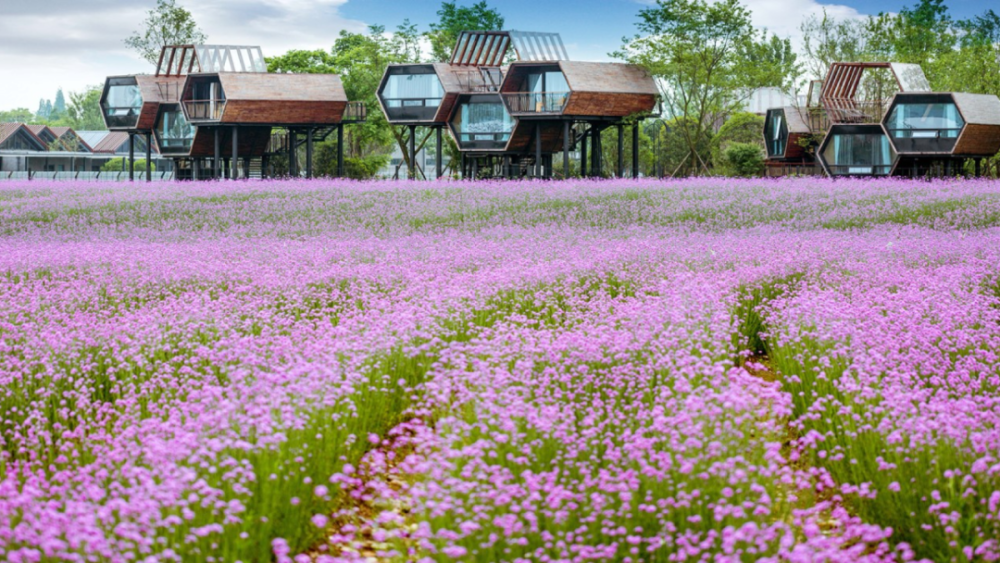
[[180, 73, 353, 127], [448, 94, 516, 151], [500, 61, 657, 119], [100, 75, 185, 132], [883, 92, 1000, 157], [818, 124, 897, 177], [763, 107, 812, 161]]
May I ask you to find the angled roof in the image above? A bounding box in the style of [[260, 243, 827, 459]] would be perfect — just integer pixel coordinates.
[[448, 30, 569, 67], [26, 124, 54, 140], [0, 123, 46, 150], [782, 106, 811, 134], [215, 73, 347, 102], [558, 61, 658, 95], [820, 62, 930, 103], [156, 45, 267, 77], [89, 131, 131, 153], [77, 130, 110, 149], [952, 93, 1000, 126]]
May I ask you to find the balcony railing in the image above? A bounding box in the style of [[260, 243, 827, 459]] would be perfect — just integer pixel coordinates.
[[104, 107, 141, 129], [454, 67, 505, 93], [823, 99, 889, 125], [156, 82, 182, 102], [502, 92, 570, 115], [344, 101, 367, 123], [827, 164, 893, 176], [887, 128, 961, 153], [382, 98, 439, 121], [184, 100, 226, 121]]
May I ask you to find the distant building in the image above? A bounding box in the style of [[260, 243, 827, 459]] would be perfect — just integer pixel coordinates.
[[0, 123, 171, 179]]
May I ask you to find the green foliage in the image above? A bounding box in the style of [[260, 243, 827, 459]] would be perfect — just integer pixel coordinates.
[[124, 0, 207, 65], [65, 87, 106, 131], [101, 159, 156, 173], [711, 112, 764, 168], [719, 143, 765, 177], [0, 108, 33, 123], [651, 118, 714, 177], [614, 0, 798, 176], [427, 1, 505, 62]]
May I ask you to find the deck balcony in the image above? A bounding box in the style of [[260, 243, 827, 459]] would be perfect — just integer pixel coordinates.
[[501, 91, 570, 116], [183, 100, 227, 122]]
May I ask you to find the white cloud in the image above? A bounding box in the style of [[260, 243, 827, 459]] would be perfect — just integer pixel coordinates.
[[0, 0, 367, 112]]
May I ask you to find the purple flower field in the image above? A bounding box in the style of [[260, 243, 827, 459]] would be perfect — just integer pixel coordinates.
[[1, 177, 1000, 562]]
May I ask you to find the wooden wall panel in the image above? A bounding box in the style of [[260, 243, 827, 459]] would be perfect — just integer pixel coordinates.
[[136, 102, 160, 131], [562, 93, 657, 118], [189, 126, 272, 158], [953, 123, 1000, 157], [784, 132, 808, 160], [222, 101, 347, 126]]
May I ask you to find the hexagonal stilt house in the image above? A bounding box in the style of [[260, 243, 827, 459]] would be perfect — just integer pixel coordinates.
[[884, 92, 1000, 177], [102, 44, 367, 181], [376, 30, 659, 179], [763, 62, 1000, 178]]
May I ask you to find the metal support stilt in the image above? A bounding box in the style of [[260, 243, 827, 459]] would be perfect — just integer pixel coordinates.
[[214, 128, 221, 179], [306, 128, 314, 179], [580, 128, 588, 177], [145, 132, 152, 182], [632, 123, 640, 179], [408, 125, 417, 180], [337, 125, 345, 178], [289, 130, 297, 177], [435, 126, 443, 179], [563, 121, 570, 178], [128, 134, 135, 181], [231, 126, 239, 180], [535, 123, 542, 178], [617, 124, 624, 178]]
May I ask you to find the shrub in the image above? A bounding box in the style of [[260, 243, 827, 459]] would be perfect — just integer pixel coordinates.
[[720, 143, 765, 177]]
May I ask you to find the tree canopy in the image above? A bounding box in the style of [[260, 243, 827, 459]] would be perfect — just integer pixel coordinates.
[[125, 0, 207, 65], [426, 1, 505, 62]]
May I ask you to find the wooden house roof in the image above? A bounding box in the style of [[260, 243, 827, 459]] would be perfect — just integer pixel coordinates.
[[782, 107, 811, 134], [90, 131, 131, 153], [215, 73, 347, 102], [558, 62, 658, 95], [0, 123, 46, 150], [951, 93, 1000, 126]]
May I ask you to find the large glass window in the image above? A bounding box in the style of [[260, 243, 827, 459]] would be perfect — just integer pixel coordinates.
[[765, 110, 787, 157], [453, 98, 514, 149], [823, 130, 896, 175], [156, 107, 195, 154], [381, 68, 444, 122], [507, 68, 570, 114], [104, 78, 143, 128], [887, 102, 963, 139]]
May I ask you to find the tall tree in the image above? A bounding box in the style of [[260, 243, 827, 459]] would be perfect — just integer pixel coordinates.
[[66, 87, 107, 131], [615, 0, 797, 175], [426, 1, 505, 62], [125, 0, 207, 66], [52, 89, 67, 117], [0, 108, 34, 123], [799, 10, 873, 79]]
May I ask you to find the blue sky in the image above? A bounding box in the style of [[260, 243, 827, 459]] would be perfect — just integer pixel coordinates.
[[0, 0, 985, 113]]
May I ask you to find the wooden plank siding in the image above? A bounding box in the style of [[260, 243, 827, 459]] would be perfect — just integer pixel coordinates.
[[182, 73, 349, 126], [221, 100, 348, 126], [952, 93, 1000, 156], [561, 92, 657, 118]]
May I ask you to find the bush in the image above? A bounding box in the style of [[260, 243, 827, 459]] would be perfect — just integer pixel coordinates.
[[101, 158, 155, 173], [720, 143, 765, 177], [712, 112, 765, 170]]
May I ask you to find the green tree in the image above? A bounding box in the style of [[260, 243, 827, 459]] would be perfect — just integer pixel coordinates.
[[0, 108, 34, 123], [66, 87, 107, 131], [125, 0, 207, 66], [799, 10, 873, 79], [711, 111, 764, 169], [615, 0, 796, 176], [53, 89, 67, 118], [427, 1, 505, 62]]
